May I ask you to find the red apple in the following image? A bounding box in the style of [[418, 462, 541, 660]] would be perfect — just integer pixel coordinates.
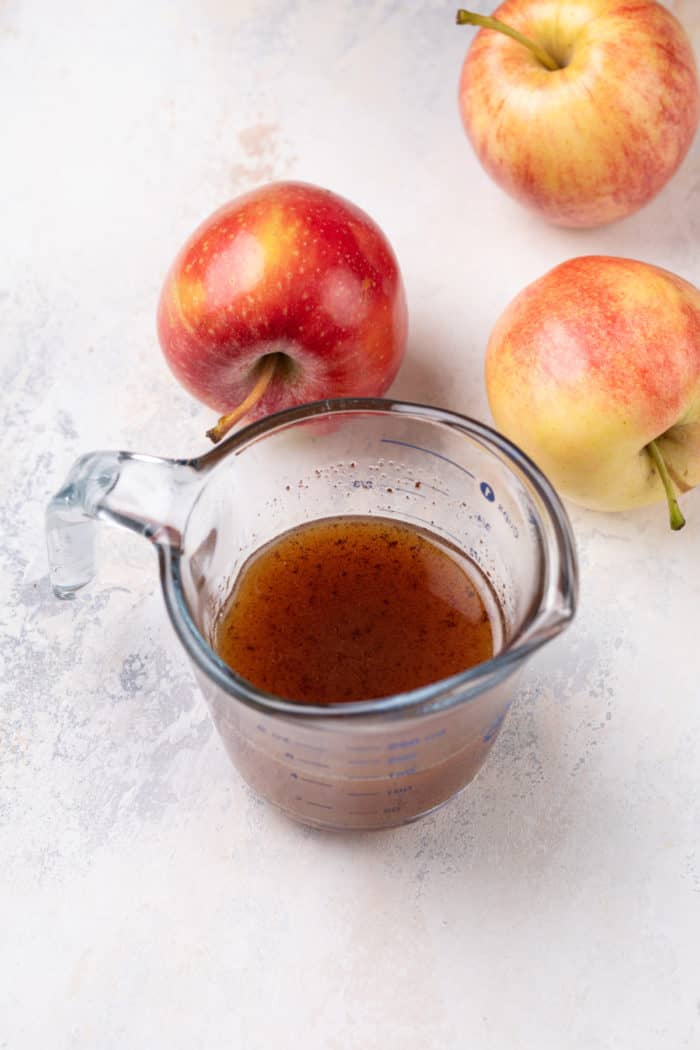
[[456, 2, 700, 227], [485, 256, 700, 530], [158, 181, 408, 441]]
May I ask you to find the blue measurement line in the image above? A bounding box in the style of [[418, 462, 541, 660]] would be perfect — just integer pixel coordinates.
[[381, 439, 476, 480], [376, 507, 467, 551], [388, 738, 420, 750], [424, 728, 447, 742], [388, 753, 418, 764], [295, 757, 330, 769], [483, 712, 507, 743], [394, 486, 426, 499]]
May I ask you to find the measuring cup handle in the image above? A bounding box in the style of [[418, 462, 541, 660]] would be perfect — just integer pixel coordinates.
[[45, 450, 199, 599]]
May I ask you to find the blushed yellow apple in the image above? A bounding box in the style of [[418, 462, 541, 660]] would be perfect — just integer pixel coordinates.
[[457, 1, 699, 227], [485, 256, 700, 530]]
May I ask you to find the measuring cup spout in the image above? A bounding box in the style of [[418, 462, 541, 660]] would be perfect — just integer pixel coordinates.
[[45, 450, 200, 599], [521, 597, 577, 653], [516, 495, 578, 657]]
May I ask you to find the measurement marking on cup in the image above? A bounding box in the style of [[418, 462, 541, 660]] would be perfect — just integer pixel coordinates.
[[380, 439, 476, 480], [388, 738, 420, 750], [388, 753, 418, 764], [293, 740, 327, 753], [396, 477, 450, 498], [395, 486, 427, 499], [295, 757, 331, 769], [286, 752, 330, 769], [378, 508, 467, 551], [389, 768, 417, 779], [297, 799, 334, 811], [346, 744, 383, 752], [347, 791, 380, 798], [424, 728, 447, 742], [299, 778, 331, 789], [483, 711, 507, 743], [422, 482, 450, 497]]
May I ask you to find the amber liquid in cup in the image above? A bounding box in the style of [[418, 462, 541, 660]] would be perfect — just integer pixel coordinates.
[[214, 516, 495, 704]]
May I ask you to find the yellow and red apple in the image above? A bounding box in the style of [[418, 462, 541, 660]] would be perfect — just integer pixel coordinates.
[[158, 181, 408, 441], [457, 1, 699, 227], [485, 256, 700, 529]]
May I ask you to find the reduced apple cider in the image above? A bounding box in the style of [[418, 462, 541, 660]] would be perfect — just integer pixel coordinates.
[[213, 516, 494, 704]]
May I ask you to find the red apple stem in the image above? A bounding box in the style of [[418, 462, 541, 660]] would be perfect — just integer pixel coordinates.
[[206, 354, 278, 444], [455, 9, 560, 72], [647, 440, 686, 532]]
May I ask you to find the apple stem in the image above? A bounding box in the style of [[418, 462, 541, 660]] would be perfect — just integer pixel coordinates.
[[455, 9, 560, 72], [647, 440, 686, 532], [206, 354, 278, 444]]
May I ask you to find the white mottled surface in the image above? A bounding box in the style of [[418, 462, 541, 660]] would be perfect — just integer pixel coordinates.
[[2, 1, 700, 1046]]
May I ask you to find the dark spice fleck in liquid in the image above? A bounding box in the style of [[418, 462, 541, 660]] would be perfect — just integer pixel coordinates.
[[214, 516, 494, 705]]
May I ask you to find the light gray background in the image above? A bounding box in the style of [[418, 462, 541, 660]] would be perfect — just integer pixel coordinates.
[[2, 1, 699, 1047]]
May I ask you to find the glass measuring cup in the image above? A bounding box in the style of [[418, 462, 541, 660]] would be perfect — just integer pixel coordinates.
[[46, 399, 578, 830]]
